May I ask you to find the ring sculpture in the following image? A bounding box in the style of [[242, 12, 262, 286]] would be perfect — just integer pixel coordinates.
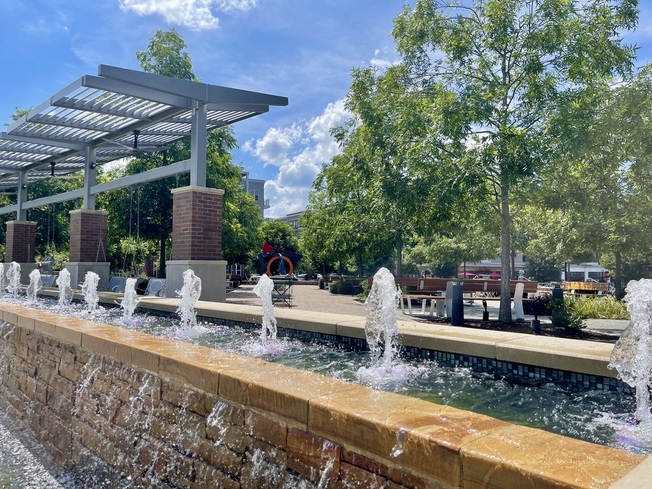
[[266, 255, 294, 276]]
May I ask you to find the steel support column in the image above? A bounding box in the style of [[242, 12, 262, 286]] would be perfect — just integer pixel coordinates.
[[83, 146, 97, 210], [16, 172, 27, 221], [189, 104, 207, 187]]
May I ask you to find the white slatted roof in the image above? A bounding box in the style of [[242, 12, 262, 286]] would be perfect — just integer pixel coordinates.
[[0, 64, 288, 190]]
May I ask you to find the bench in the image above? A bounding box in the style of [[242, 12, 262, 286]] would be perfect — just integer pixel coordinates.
[[41, 274, 57, 287], [396, 280, 536, 320], [390, 277, 538, 295], [144, 278, 166, 297], [400, 293, 446, 317]]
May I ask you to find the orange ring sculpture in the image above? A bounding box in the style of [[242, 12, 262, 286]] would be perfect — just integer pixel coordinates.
[[266, 255, 294, 276]]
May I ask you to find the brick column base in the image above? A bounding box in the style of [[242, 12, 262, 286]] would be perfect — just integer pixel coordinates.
[[69, 210, 108, 262], [171, 186, 224, 260], [5, 221, 36, 263], [165, 260, 227, 302]]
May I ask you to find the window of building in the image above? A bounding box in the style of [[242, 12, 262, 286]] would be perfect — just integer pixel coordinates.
[[568, 271, 585, 281]]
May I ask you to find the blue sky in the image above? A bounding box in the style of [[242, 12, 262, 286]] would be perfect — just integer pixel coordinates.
[[1, 1, 651, 219]]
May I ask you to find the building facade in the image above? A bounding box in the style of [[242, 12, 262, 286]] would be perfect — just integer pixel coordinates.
[[277, 211, 303, 238], [240, 170, 269, 216]]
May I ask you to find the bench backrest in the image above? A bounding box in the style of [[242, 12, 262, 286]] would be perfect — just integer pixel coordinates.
[[387, 277, 538, 295]]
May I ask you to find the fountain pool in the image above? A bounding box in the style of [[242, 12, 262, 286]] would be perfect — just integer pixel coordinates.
[[126, 315, 650, 453], [0, 295, 643, 488], [10, 292, 647, 455]]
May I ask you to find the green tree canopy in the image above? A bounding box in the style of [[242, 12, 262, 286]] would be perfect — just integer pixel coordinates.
[[535, 63, 652, 295], [391, 0, 637, 320], [136, 29, 195, 80], [260, 221, 299, 253]]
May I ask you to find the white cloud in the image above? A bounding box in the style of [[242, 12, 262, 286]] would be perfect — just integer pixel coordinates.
[[370, 48, 396, 70], [119, 0, 256, 30], [242, 125, 302, 167], [245, 99, 351, 218]]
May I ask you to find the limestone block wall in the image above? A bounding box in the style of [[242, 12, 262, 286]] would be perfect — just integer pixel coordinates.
[[0, 304, 644, 488]]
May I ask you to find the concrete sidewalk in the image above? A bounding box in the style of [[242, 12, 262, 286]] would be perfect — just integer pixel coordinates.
[[227, 282, 628, 336]]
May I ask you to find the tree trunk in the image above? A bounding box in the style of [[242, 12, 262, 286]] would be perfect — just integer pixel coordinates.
[[499, 182, 512, 322], [158, 237, 167, 278], [615, 251, 623, 299], [395, 233, 403, 277]]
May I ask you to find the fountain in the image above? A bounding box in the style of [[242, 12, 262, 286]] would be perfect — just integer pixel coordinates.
[[175, 269, 202, 337], [55, 268, 73, 309], [364, 267, 401, 366], [0, 263, 5, 296], [356, 267, 424, 388], [0, 271, 645, 487], [6, 262, 21, 299], [81, 271, 100, 314], [119, 277, 141, 325], [26, 269, 42, 304], [610, 278, 652, 422], [253, 274, 279, 352]]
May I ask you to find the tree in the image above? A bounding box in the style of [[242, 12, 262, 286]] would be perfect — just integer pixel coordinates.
[[103, 29, 262, 276], [308, 61, 468, 278], [539, 64, 652, 296], [260, 221, 299, 253], [136, 29, 195, 80], [301, 167, 395, 276], [392, 0, 637, 320]]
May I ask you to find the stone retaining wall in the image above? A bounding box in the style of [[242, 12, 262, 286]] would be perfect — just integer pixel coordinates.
[[0, 304, 644, 488]]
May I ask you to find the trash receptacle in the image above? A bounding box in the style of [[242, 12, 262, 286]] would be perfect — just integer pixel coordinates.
[[452, 282, 464, 326]]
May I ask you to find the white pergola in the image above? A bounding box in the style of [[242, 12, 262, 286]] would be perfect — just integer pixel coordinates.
[[0, 64, 288, 218]]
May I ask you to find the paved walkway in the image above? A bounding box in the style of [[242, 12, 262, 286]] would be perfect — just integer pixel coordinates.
[[227, 282, 629, 336]]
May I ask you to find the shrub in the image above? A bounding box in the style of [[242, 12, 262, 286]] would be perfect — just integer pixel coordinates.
[[523, 295, 551, 319], [549, 298, 585, 331], [357, 279, 370, 300], [565, 296, 630, 320], [329, 278, 364, 295]]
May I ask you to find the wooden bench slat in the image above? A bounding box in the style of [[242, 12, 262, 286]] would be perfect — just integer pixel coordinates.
[[372, 277, 538, 295]]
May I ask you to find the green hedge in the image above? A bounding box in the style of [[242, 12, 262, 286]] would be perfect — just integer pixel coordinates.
[[329, 278, 364, 295]]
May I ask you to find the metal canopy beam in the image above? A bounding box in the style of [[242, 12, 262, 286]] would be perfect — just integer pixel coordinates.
[[98, 64, 289, 107], [0, 159, 192, 215]]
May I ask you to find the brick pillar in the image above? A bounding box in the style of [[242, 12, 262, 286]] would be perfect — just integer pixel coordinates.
[[171, 186, 224, 260], [5, 221, 36, 262], [69, 210, 108, 262]]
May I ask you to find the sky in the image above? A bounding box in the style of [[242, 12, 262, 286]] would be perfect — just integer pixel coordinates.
[[1, 0, 652, 219]]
